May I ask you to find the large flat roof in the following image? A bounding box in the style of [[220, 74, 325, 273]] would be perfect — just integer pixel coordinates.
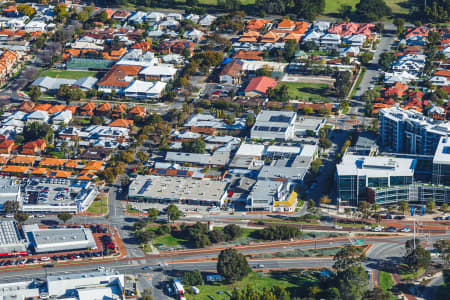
[[433, 136, 450, 165], [0, 220, 27, 253], [128, 175, 228, 202], [336, 155, 416, 177], [26, 228, 97, 253]]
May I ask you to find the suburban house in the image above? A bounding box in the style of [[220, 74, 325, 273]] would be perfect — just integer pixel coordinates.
[[128, 106, 146, 119], [219, 60, 243, 84], [245, 76, 278, 97], [320, 33, 341, 48], [260, 31, 280, 43], [138, 64, 177, 82], [97, 65, 141, 94], [0, 50, 20, 83], [51, 110, 72, 125], [123, 80, 167, 99], [0, 139, 14, 154], [21, 139, 46, 155], [25, 110, 49, 123]]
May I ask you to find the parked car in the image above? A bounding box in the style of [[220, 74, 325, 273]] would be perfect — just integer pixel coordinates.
[[401, 227, 411, 233], [40, 257, 50, 261], [333, 225, 343, 230], [386, 227, 397, 232]]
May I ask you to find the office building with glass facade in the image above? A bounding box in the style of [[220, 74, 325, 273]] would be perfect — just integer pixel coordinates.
[[432, 136, 450, 186], [367, 184, 450, 204], [336, 155, 416, 205]]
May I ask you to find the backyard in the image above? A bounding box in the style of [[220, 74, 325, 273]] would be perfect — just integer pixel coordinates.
[[278, 82, 333, 101]]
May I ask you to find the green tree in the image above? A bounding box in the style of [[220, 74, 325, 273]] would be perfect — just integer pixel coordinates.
[[17, 4, 35, 16], [378, 52, 395, 72], [284, 39, 298, 61], [360, 53, 374, 65], [310, 159, 322, 174], [57, 212, 72, 224], [136, 151, 148, 163], [167, 204, 182, 222], [442, 203, 449, 213], [333, 245, 364, 271], [23, 122, 53, 143], [147, 208, 159, 222], [362, 286, 392, 299], [334, 71, 352, 99], [398, 200, 408, 215], [426, 199, 436, 213], [393, 18, 405, 36], [54, 4, 69, 22], [182, 138, 206, 153], [302, 106, 314, 115], [3, 201, 19, 213], [355, 0, 392, 21], [405, 243, 431, 272], [138, 230, 154, 243], [14, 212, 29, 224], [217, 248, 250, 283], [293, 0, 325, 20], [307, 199, 316, 210], [358, 201, 371, 218], [336, 265, 369, 299], [182, 269, 204, 286], [223, 224, 242, 240], [29, 86, 41, 102]]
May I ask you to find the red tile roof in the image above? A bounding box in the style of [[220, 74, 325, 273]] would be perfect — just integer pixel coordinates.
[[245, 76, 278, 94]]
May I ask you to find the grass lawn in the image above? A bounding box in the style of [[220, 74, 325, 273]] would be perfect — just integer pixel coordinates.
[[39, 69, 98, 80], [186, 271, 311, 300], [153, 234, 187, 247], [324, 0, 409, 15], [280, 82, 333, 101], [127, 205, 142, 214], [400, 267, 425, 280], [87, 197, 108, 214], [379, 271, 394, 290]]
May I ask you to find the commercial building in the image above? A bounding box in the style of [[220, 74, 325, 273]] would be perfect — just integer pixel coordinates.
[[336, 155, 416, 205], [128, 175, 229, 206], [0, 281, 39, 299], [0, 220, 28, 256], [367, 184, 450, 205], [0, 178, 20, 211], [25, 226, 97, 254], [250, 110, 296, 140], [246, 180, 297, 212], [47, 270, 124, 299], [433, 136, 450, 186], [380, 107, 450, 155]]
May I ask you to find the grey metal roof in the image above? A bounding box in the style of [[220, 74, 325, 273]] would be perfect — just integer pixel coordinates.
[[32, 76, 76, 91], [165, 151, 211, 165]]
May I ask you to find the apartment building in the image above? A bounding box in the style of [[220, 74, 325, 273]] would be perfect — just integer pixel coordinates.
[[380, 107, 450, 155], [433, 136, 450, 186]]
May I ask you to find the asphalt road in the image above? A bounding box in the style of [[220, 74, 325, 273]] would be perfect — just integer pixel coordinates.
[[355, 26, 397, 98]]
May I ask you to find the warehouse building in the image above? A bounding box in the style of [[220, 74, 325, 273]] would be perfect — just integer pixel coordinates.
[[128, 175, 229, 206], [24, 226, 97, 254]]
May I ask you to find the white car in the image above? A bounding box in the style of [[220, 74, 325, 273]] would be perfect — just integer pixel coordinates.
[[97, 266, 105, 271], [372, 227, 382, 232], [40, 257, 50, 261], [333, 225, 343, 230], [401, 227, 411, 233]]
